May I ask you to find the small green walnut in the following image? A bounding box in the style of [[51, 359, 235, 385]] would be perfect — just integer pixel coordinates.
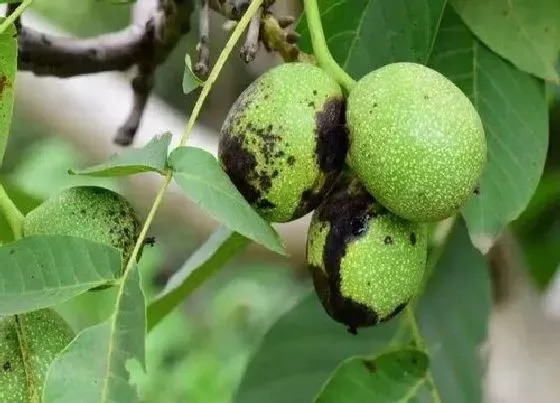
[[306, 173, 428, 334], [23, 186, 142, 267], [218, 62, 348, 223], [347, 62, 487, 222], [0, 309, 74, 402]]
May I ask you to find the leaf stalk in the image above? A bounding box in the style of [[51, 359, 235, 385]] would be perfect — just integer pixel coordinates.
[[0, 183, 24, 240], [303, 0, 355, 91], [0, 0, 33, 34], [122, 0, 266, 331]]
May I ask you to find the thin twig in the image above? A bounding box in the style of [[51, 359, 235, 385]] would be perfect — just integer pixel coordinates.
[[208, 0, 251, 20], [0, 184, 24, 240], [16, 26, 148, 77], [261, 13, 312, 63], [8, 0, 305, 145], [0, 0, 31, 34], [240, 6, 262, 62], [115, 64, 156, 145], [195, 0, 210, 77], [138, 0, 266, 333], [5, 2, 23, 32], [277, 15, 295, 28], [208, 0, 310, 62], [405, 307, 442, 403]]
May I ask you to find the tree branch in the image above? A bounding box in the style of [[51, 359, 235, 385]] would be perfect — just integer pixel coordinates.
[[7, 0, 308, 145], [240, 5, 262, 62], [194, 0, 211, 77], [16, 25, 149, 77], [115, 63, 156, 145]]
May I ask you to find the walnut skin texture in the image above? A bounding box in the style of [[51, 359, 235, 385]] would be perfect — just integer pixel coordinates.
[[218, 62, 348, 223], [306, 174, 428, 334], [347, 62, 487, 222], [23, 186, 142, 269], [0, 309, 74, 402]]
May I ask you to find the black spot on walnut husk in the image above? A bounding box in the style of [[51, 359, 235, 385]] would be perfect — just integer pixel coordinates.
[[218, 133, 260, 204], [314, 97, 348, 174], [308, 174, 389, 333], [308, 264, 332, 316], [293, 97, 350, 222], [292, 187, 324, 220], [256, 199, 276, 210], [380, 302, 407, 323]]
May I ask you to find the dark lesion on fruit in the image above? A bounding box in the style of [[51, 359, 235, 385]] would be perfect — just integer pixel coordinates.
[[218, 132, 261, 205], [309, 174, 393, 334], [314, 97, 349, 174], [381, 302, 407, 323], [292, 97, 350, 222], [291, 99, 350, 220], [350, 215, 369, 237], [292, 188, 323, 220], [256, 199, 276, 209], [254, 124, 282, 166], [220, 106, 286, 215], [308, 264, 333, 316]]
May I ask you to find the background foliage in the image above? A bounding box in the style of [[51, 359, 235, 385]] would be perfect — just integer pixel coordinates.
[[0, 0, 559, 402]]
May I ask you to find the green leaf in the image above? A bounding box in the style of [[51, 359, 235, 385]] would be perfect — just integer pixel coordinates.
[[182, 54, 204, 95], [0, 180, 40, 243], [168, 146, 286, 256], [0, 21, 17, 165], [428, 8, 549, 253], [236, 220, 490, 402], [414, 219, 491, 402], [298, 1, 548, 253], [314, 350, 428, 403], [513, 172, 560, 289], [235, 289, 399, 403], [146, 226, 248, 330], [43, 265, 146, 403], [450, 0, 560, 82], [0, 235, 122, 315], [69, 132, 172, 177], [297, 0, 447, 78], [0, 308, 75, 403]]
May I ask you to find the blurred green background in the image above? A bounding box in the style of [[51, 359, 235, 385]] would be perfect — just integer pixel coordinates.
[[0, 1, 558, 402]]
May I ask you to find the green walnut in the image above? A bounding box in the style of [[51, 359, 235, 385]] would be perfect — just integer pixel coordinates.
[[346, 62, 487, 222], [0, 308, 74, 402], [218, 62, 348, 223], [23, 186, 142, 267], [306, 173, 428, 334]]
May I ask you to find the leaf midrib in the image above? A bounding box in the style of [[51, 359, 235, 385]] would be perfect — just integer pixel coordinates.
[[14, 315, 41, 403], [100, 267, 133, 403], [342, 0, 372, 69], [504, 0, 556, 79], [174, 171, 276, 241]]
